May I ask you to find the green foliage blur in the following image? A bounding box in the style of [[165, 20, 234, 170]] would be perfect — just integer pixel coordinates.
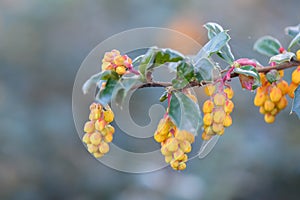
[[1, 0, 300, 199]]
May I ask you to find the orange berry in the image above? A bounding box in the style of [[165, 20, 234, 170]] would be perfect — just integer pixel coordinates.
[[99, 142, 110, 154], [116, 66, 127, 75], [264, 100, 275, 112], [259, 106, 266, 114], [202, 132, 212, 140], [291, 66, 300, 84], [276, 96, 288, 110], [104, 133, 113, 143], [277, 80, 289, 94], [254, 91, 266, 106], [264, 113, 275, 124], [270, 87, 282, 102], [288, 82, 298, 98], [212, 123, 224, 134], [279, 70, 284, 78]]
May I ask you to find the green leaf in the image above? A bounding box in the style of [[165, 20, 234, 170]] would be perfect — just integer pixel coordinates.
[[204, 22, 234, 64], [112, 77, 141, 106], [288, 32, 300, 51], [176, 61, 194, 81], [138, 47, 157, 80], [204, 22, 224, 39], [269, 52, 295, 64], [253, 36, 281, 57], [96, 78, 118, 105], [172, 78, 189, 89], [266, 69, 280, 83], [291, 86, 300, 119], [234, 65, 261, 90], [159, 91, 168, 102], [169, 91, 202, 135], [195, 31, 231, 60], [194, 58, 216, 82], [285, 24, 300, 38], [234, 65, 260, 79], [82, 70, 119, 94]]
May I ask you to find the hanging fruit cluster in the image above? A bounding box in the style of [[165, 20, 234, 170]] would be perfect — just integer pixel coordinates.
[[101, 49, 133, 75], [253, 71, 289, 123], [154, 116, 195, 170], [82, 103, 115, 158], [201, 84, 234, 140], [288, 50, 300, 98]]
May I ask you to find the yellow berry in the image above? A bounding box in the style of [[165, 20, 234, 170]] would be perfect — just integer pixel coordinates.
[[202, 132, 212, 140], [279, 70, 284, 78], [277, 80, 289, 94], [93, 152, 104, 158], [179, 140, 191, 153], [291, 66, 300, 84], [270, 87, 282, 102], [297, 50, 300, 60], [161, 145, 172, 156], [104, 133, 113, 143], [165, 155, 172, 163], [173, 148, 184, 160], [264, 100, 275, 112], [213, 110, 226, 123], [82, 133, 91, 144], [90, 132, 102, 145], [270, 108, 278, 116], [259, 106, 266, 114], [204, 126, 214, 136], [170, 160, 179, 169], [203, 113, 213, 126], [224, 87, 234, 99], [184, 131, 195, 143], [116, 66, 127, 75], [224, 100, 234, 113], [103, 110, 114, 123], [99, 142, 110, 154], [213, 93, 226, 106], [84, 121, 95, 133], [87, 144, 98, 153], [166, 138, 179, 152], [223, 114, 232, 127], [204, 84, 216, 96], [106, 125, 115, 134], [254, 91, 266, 107], [95, 120, 106, 131], [276, 96, 288, 110], [178, 162, 186, 170], [212, 123, 224, 134], [89, 110, 101, 120], [264, 113, 275, 124], [202, 100, 214, 113], [154, 132, 166, 143], [288, 82, 298, 98]]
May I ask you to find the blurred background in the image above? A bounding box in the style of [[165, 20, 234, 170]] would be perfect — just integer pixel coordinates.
[[1, 0, 300, 199]]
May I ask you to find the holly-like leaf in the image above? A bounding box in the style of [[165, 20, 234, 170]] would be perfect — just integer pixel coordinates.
[[291, 86, 300, 119], [194, 58, 217, 82], [172, 78, 189, 89], [288, 32, 300, 51], [138, 47, 157, 80], [204, 22, 234, 64], [195, 31, 230, 60], [153, 48, 184, 66], [234, 65, 261, 90], [285, 24, 300, 38], [82, 70, 119, 94], [253, 36, 281, 57], [112, 77, 141, 106], [269, 52, 295, 64], [96, 78, 118, 105], [169, 91, 202, 135]]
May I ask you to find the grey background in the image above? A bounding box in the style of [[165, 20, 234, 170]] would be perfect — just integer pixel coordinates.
[[1, 0, 300, 199]]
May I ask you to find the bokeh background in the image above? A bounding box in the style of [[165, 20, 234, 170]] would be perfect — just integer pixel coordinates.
[[1, 0, 300, 199]]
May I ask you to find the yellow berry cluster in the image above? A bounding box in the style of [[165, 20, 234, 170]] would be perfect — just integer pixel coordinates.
[[202, 84, 234, 140], [288, 50, 300, 98], [254, 73, 288, 123], [154, 117, 195, 170], [101, 49, 132, 75], [82, 103, 115, 158]]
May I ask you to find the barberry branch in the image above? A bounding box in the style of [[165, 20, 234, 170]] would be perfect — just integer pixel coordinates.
[[136, 59, 300, 89]]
